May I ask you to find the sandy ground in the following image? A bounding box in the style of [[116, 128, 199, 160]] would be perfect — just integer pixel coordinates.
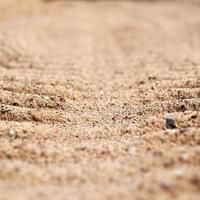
[[0, 0, 200, 199]]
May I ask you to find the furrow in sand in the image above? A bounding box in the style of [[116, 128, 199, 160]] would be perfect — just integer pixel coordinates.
[[138, 98, 200, 115], [0, 120, 131, 142], [0, 103, 116, 129], [151, 78, 200, 90], [0, 80, 94, 101], [139, 88, 200, 102], [0, 89, 102, 111], [0, 104, 103, 126], [0, 89, 66, 110]]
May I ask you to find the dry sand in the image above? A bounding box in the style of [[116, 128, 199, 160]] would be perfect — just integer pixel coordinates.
[[0, 0, 200, 199]]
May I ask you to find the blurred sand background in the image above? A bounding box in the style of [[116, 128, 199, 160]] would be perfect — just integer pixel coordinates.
[[0, 0, 200, 199]]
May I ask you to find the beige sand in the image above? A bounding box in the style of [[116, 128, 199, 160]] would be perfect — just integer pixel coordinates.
[[0, 0, 200, 199]]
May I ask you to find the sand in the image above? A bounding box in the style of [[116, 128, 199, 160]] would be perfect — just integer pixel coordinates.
[[0, 0, 200, 199]]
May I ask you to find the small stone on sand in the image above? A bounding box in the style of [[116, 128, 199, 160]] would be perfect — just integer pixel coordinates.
[[43, 96, 49, 100], [166, 115, 177, 129], [8, 129, 16, 136]]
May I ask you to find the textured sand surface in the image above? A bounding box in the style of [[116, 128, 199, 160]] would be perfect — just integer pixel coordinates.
[[0, 0, 200, 199]]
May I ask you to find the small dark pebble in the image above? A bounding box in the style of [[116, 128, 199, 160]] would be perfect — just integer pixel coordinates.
[[148, 76, 157, 81], [180, 104, 186, 112], [166, 116, 177, 129], [191, 113, 197, 119], [139, 81, 145, 85]]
